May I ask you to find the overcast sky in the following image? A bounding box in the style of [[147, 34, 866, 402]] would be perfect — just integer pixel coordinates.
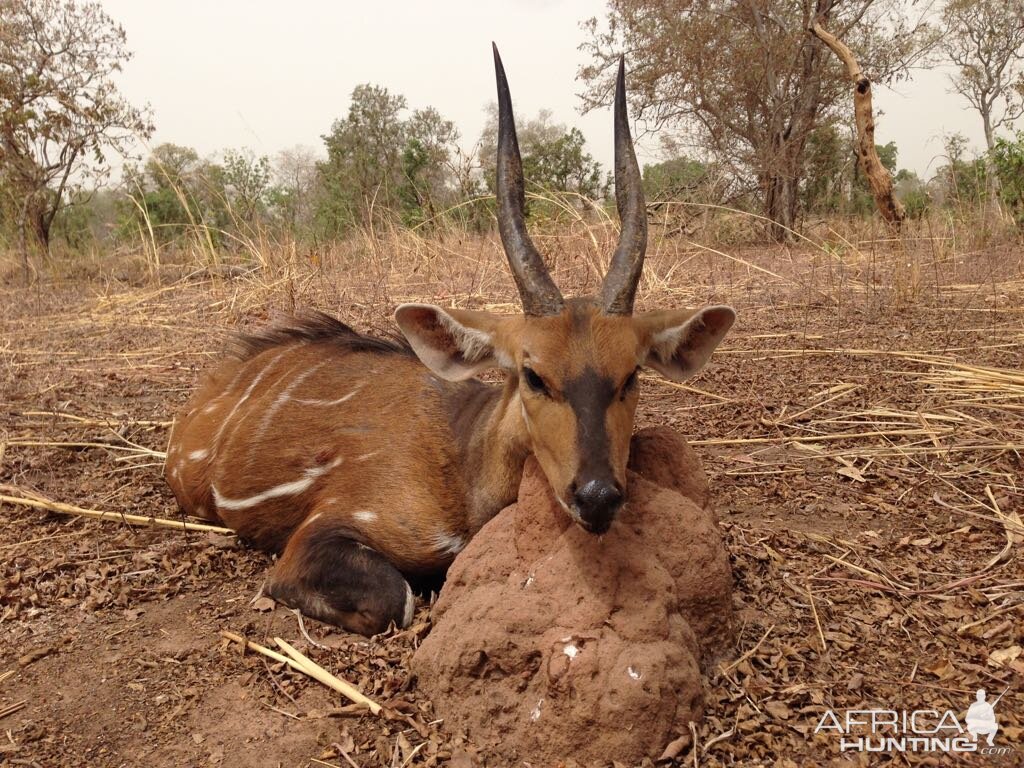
[[98, 0, 994, 181]]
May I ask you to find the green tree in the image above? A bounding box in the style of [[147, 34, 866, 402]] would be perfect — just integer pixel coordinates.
[[316, 85, 457, 233], [524, 128, 604, 199], [399, 107, 458, 226], [936, 133, 988, 207], [641, 154, 733, 233], [0, 0, 152, 276], [642, 156, 708, 201], [893, 169, 930, 219], [802, 124, 848, 214], [478, 107, 605, 204], [579, 0, 935, 240], [218, 149, 272, 226], [991, 130, 1024, 225], [121, 143, 203, 244]]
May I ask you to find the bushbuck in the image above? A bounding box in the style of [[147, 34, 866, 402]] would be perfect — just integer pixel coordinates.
[[165, 46, 735, 636]]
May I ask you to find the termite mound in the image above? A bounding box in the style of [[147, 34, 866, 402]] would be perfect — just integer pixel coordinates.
[[412, 427, 735, 765]]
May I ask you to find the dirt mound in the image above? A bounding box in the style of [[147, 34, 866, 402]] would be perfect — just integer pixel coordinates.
[[412, 427, 735, 765]]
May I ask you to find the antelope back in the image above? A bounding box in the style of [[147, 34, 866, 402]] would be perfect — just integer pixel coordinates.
[[165, 315, 471, 571]]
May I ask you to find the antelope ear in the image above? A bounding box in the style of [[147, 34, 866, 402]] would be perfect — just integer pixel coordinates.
[[395, 304, 510, 381], [636, 305, 735, 381]]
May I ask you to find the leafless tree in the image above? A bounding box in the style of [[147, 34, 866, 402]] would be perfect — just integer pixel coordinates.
[[273, 145, 320, 234], [941, 0, 1024, 151]]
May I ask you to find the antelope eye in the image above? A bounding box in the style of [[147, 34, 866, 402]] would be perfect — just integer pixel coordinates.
[[522, 367, 549, 396]]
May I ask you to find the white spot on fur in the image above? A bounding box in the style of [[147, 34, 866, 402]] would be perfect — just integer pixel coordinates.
[[188, 448, 209, 461], [530, 699, 543, 722], [353, 510, 377, 523], [212, 457, 342, 511], [432, 532, 465, 557], [202, 403, 219, 414], [402, 582, 415, 628], [628, 666, 641, 680], [356, 451, 378, 462], [563, 644, 579, 659]]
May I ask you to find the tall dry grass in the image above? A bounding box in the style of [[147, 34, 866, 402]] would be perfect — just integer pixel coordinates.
[[2, 183, 1022, 326]]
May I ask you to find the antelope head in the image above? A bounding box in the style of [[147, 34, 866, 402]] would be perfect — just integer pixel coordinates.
[[396, 45, 735, 534]]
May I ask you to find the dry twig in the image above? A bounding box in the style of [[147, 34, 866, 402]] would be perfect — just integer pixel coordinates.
[[0, 487, 233, 534], [219, 630, 382, 715]]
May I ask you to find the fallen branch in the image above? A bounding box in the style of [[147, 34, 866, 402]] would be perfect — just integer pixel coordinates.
[[274, 637, 383, 716], [721, 624, 775, 674], [0, 488, 233, 535], [219, 630, 382, 716], [0, 700, 27, 720]]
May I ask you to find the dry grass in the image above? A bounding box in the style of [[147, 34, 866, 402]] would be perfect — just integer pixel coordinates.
[[0, 217, 1022, 766]]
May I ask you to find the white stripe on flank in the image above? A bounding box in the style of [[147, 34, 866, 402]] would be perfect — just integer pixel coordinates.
[[293, 385, 362, 407], [356, 451, 378, 462], [208, 365, 249, 407], [353, 510, 377, 523], [432, 532, 466, 557], [188, 448, 209, 461], [213, 349, 288, 447], [253, 361, 328, 440], [212, 456, 342, 511]]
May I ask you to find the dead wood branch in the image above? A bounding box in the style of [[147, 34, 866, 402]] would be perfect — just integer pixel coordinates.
[[811, 22, 905, 230]]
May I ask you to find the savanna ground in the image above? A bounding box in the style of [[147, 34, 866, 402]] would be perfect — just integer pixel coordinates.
[[1, 217, 1023, 767]]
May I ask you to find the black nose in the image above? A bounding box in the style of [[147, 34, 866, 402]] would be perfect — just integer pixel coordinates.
[[573, 479, 624, 534]]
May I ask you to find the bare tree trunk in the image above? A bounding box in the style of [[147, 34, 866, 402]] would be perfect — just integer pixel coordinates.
[[765, 172, 799, 241], [17, 195, 32, 284], [982, 108, 995, 152], [811, 22, 905, 231], [31, 204, 52, 255]]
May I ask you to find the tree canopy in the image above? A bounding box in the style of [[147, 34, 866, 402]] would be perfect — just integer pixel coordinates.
[[942, 0, 1024, 150], [0, 0, 152, 272], [579, 0, 934, 239]]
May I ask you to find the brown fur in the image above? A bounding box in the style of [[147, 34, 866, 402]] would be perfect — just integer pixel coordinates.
[[166, 300, 732, 633], [166, 322, 487, 573], [167, 52, 736, 634]]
